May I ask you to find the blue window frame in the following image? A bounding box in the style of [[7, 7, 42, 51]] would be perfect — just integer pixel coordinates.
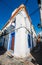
[[28, 34, 31, 48], [11, 32, 15, 37]]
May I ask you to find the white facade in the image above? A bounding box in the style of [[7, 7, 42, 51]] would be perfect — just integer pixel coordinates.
[[14, 28, 30, 57], [2, 4, 37, 58], [3, 34, 9, 50], [31, 25, 37, 47]]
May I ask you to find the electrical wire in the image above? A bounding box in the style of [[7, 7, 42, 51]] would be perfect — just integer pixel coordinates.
[[1, 26, 30, 37], [30, 6, 41, 16], [0, 0, 41, 16], [24, 0, 41, 16], [0, 0, 41, 32]]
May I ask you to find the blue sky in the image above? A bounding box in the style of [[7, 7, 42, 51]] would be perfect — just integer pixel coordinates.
[[0, 0, 41, 34]]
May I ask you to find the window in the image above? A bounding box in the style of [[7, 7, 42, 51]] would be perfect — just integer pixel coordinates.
[[28, 34, 31, 48], [11, 18, 16, 27]]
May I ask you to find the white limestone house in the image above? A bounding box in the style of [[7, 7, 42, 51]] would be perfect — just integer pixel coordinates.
[[1, 4, 37, 58]]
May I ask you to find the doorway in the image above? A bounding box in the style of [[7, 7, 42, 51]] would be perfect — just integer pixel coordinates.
[[11, 32, 15, 51]]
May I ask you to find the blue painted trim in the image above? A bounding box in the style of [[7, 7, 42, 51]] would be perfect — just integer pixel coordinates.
[[7, 33, 12, 50], [28, 34, 31, 48], [11, 32, 15, 37]]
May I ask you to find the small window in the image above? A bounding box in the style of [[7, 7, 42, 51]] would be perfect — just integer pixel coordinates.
[[11, 18, 16, 27], [13, 18, 16, 23]]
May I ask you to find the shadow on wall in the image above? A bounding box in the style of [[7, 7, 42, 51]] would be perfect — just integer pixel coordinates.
[[30, 41, 42, 65], [0, 46, 6, 55]]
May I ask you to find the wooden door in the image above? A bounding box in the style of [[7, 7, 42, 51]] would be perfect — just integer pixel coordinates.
[[11, 37, 14, 51]]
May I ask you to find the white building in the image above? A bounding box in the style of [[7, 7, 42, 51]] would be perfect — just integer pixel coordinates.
[[1, 4, 37, 58]]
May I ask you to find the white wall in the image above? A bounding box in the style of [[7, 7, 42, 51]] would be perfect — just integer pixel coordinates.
[[4, 34, 9, 50], [14, 28, 30, 58], [2, 8, 36, 58], [21, 10, 31, 31], [31, 25, 37, 47], [16, 10, 31, 31], [14, 10, 31, 58], [16, 13, 26, 29]]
